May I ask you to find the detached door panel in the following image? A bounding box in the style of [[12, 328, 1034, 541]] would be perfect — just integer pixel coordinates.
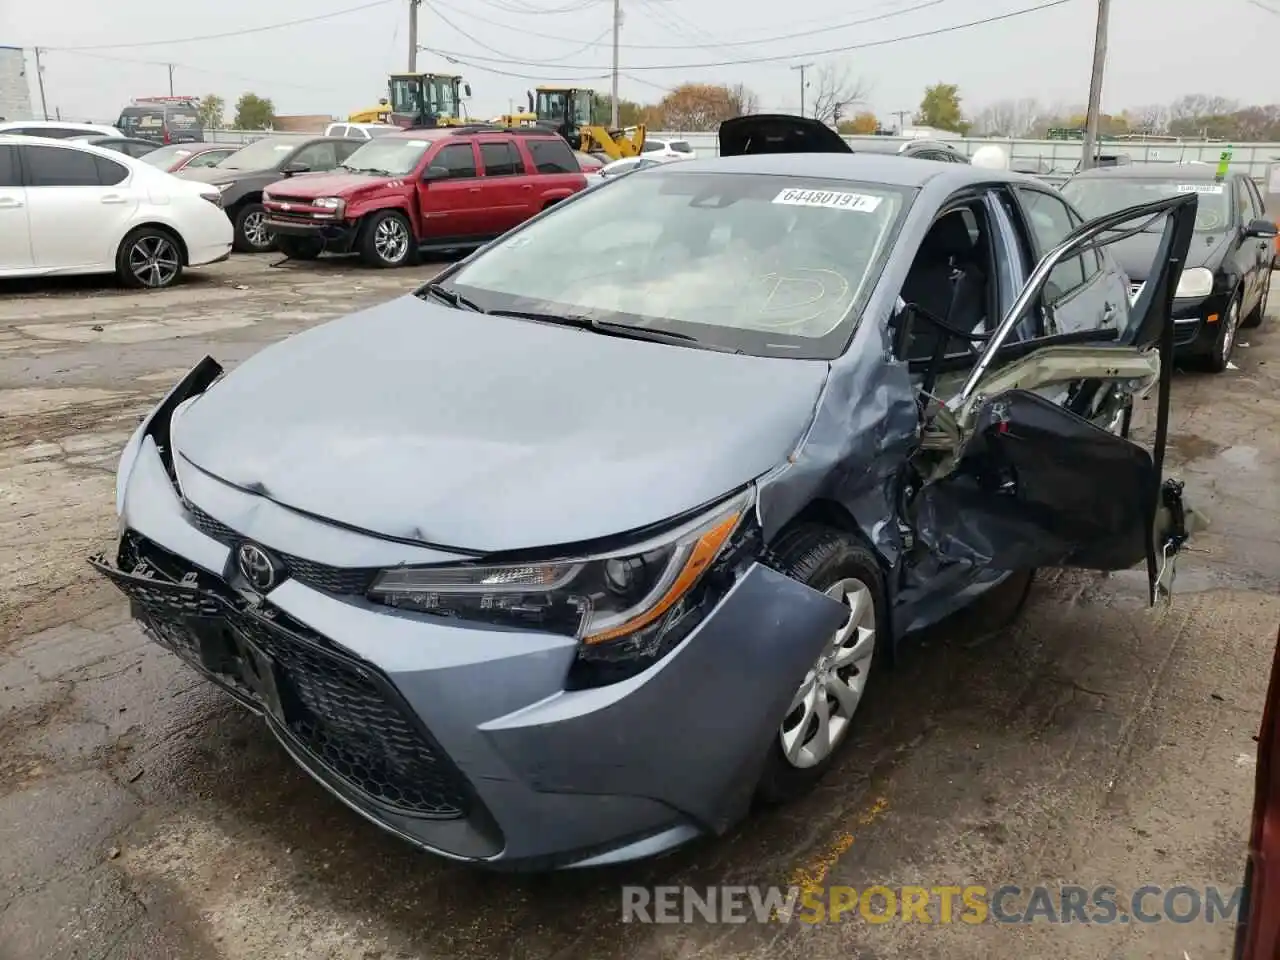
[[914, 389, 1156, 571]]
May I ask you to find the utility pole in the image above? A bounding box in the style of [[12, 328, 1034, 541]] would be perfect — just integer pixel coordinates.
[[408, 0, 419, 72], [891, 109, 910, 132], [610, 0, 621, 127], [32, 47, 48, 120], [1079, 0, 1110, 171], [167, 64, 174, 96], [791, 63, 813, 117]]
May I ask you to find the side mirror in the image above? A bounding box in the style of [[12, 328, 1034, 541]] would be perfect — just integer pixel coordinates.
[[282, 161, 310, 176], [464, 83, 472, 97], [423, 165, 449, 182], [1245, 217, 1278, 239]]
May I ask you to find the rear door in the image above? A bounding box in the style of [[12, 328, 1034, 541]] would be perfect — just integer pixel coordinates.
[[477, 138, 532, 233], [0, 144, 33, 271], [417, 140, 487, 240], [22, 144, 138, 269], [911, 192, 1202, 603]]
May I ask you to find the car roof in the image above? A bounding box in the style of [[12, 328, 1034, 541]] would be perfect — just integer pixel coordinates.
[[1070, 162, 1250, 181], [0, 133, 155, 165], [667, 151, 1018, 188]]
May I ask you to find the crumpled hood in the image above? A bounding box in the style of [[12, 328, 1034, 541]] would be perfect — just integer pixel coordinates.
[[173, 296, 829, 553], [262, 172, 391, 198], [177, 166, 270, 183], [1111, 230, 1229, 282]]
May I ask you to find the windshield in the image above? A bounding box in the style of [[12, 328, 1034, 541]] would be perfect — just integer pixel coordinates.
[[536, 89, 566, 120], [388, 77, 458, 119], [1062, 177, 1233, 232], [140, 144, 189, 167], [215, 138, 296, 170], [428, 78, 458, 119], [342, 137, 433, 175], [441, 171, 911, 359]]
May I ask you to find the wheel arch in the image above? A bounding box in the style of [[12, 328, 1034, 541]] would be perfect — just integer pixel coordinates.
[[120, 220, 189, 266]]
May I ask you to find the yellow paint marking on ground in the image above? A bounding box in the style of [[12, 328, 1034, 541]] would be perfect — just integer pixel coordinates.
[[787, 796, 890, 896]]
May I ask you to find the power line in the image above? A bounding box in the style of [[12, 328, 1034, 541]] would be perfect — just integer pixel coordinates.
[[423, 0, 1078, 71], [42, 0, 396, 51], [426, 2, 612, 64], [46, 48, 355, 93], [432, 51, 612, 81], [434, 0, 953, 51]]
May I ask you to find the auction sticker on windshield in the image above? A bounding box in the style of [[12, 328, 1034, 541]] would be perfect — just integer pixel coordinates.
[[773, 188, 882, 212], [1176, 184, 1224, 194]]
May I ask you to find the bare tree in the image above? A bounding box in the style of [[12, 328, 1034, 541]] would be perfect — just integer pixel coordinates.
[[1124, 103, 1169, 133], [728, 83, 759, 116], [971, 98, 1042, 137], [808, 63, 871, 126]]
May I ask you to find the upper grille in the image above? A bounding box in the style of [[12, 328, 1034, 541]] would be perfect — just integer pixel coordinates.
[[104, 535, 471, 819], [185, 503, 378, 596]]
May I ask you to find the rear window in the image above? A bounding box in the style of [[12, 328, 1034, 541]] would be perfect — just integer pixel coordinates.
[[117, 106, 202, 137], [670, 141, 692, 153], [527, 137, 577, 174]]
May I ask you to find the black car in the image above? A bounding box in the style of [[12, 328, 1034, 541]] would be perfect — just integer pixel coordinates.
[[176, 136, 362, 252], [1063, 163, 1277, 372], [116, 101, 204, 145], [71, 135, 160, 159]]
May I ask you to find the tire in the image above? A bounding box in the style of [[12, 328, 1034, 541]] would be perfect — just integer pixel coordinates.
[[115, 226, 184, 290], [1203, 293, 1242, 374], [358, 210, 416, 268], [755, 525, 887, 805], [1243, 271, 1271, 329], [275, 235, 325, 261], [232, 202, 275, 253]]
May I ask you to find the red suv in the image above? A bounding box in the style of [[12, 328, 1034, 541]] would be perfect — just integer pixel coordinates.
[[262, 127, 587, 267]]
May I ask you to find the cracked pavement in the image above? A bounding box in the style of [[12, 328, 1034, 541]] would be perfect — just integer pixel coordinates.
[[1, 256, 1278, 959]]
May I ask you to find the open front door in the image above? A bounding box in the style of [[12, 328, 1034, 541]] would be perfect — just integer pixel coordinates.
[[911, 193, 1204, 604]]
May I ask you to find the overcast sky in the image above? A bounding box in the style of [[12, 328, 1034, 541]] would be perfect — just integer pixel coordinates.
[[4, 0, 1277, 126]]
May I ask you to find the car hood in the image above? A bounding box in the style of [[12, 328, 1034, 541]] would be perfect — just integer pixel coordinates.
[[263, 171, 394, 198], [172, 296, 830, 553], [177, 166, 270, 183], [1110, 230, 1230, 282], [719, 113, 852, 157]]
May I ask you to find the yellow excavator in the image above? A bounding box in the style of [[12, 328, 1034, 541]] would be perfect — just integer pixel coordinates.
[[490, 111, 538, 127], [386, 73, 472, 127], [530, 86, 645, 160], [348, 100, 392, 124]]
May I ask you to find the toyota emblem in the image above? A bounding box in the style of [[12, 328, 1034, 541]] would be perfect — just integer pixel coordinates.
[[237, 543, 278, 592]]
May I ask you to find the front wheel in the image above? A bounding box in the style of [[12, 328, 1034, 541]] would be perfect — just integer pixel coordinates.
[[116, 226, 184, 290], [755, 526, 886, 805], [358, 210, 415, 268], [1204, 295, 1241, 374], [232, 202, 275, 253]]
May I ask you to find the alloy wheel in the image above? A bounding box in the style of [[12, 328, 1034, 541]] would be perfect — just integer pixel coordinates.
[[128, 235, 180, 288], [241, 210, 270, 249], [779, 577, 877, 769], [1221, 299, 1240, 365], [374, 217, 409, 263]]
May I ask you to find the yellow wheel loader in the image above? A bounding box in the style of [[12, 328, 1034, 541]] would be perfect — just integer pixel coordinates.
[[349, 100, 391, 124], [530, 86, 645, 160]]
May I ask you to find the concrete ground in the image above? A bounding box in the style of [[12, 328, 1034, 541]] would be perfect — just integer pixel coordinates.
[[1, 255, 1277, 959]]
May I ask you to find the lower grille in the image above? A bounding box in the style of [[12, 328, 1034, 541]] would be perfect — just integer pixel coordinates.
[[102, 535, 470, 819]]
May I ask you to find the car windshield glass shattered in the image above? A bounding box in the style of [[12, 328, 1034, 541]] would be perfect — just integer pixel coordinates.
[[215, 138, 297, 169], [443, 170, 911, 359], [1062, 177, 1232, 232], [342, 137, 433, 175]]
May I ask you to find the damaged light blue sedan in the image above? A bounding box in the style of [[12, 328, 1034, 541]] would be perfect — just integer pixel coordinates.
[[92, 115, 1204, 870]]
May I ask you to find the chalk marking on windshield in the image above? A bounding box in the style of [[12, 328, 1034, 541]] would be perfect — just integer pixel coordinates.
[[772, 188, 882, 212], [1175, 184, 1223, 194]]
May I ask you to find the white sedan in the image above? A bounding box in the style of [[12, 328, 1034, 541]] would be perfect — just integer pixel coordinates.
[[0, 134, 233, 289]]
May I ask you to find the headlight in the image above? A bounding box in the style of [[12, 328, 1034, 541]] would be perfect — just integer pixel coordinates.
[[1175, 267, 1214, 299], [368, 488, 756, 685], [313, 197, 343, 210], [215, 182, 234, 192]]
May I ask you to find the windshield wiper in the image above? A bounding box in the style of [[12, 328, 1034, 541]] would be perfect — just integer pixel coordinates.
[[486, 309, 699, 346], [421, 283, 484, 312]]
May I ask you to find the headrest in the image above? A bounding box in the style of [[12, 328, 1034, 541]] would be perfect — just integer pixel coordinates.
[[922, 212, 975, 259]]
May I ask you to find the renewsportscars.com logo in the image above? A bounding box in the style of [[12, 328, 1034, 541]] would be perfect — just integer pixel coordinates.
[[621, 884, 1244, 925]]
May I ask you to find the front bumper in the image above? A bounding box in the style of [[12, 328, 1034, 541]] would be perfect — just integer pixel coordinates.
[[263, 212, 359, 253], [1131, 283, 1230, 355], [97, 430, 847, 868]]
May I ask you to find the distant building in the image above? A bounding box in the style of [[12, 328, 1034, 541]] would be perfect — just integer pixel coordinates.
[[0, 46, 34, 121], [270, 114, 336, 133]]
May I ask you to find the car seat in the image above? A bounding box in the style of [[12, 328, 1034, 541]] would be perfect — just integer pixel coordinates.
[[899, 211, 988, 363]]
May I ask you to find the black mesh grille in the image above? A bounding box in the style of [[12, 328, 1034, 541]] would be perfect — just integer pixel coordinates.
[[98, 537, 470, 819], [185, 504, 378, 596]]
